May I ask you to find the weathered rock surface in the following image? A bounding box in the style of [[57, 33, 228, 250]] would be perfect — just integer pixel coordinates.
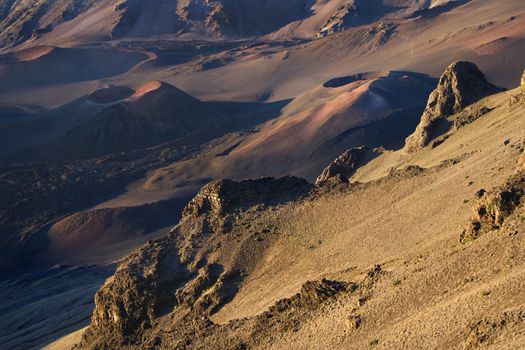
[[269, 279, 349, 312], [318, 2, 363, 37], [81, 176, 312, 347], [517, 135, 525, 171], [453, 106, 493, 130], [460, 171, 525, 243], [86, 235, 186, 343], [183, 176, 311, 218], [405, 61, 500, 153], [316, 0, 399, 40], [0, 0, 313, 46], [315, 147, 374, 186], [464, 306, 525, 349], [244, 265, 381, 346]]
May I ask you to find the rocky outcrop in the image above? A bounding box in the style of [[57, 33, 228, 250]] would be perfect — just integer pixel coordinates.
[[521, 70, 525, 87], [315, 147, 375, 186], [183, 176, 311, 218], [318, 2, 362, 37], [461, 135, 525, 244], [405, 61, 500, 153], [249, 265, 382, 341], [460, 172, 525, 243], [87, 235, 186, 343], [265, 279, 349, 315], [453, 106, 493, 130], [180, 176, 311, 238], [464, 306, 525, 349], [517, 135, 525, 171], [82, 176, 311, 347]]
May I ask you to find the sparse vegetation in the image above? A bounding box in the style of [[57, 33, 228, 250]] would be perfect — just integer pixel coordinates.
[[393, 279, 402, 286], [368, 339, 380, 347]]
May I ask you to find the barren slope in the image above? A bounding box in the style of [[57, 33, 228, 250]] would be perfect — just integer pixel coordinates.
[[0, 0, 522, 110], [119, 70, 433, 207], [0, 0, 473, 48], [0, 2, 524, 349], [78, 70, 525, 349], [168, 0, 524, 102]]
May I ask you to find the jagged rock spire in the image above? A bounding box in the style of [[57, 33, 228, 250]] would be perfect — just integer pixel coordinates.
[[404, 61, 500, 153]]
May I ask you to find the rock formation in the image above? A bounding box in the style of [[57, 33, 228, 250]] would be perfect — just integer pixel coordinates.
[[316, 147, 376, 186], [89, 235, 185, 338], [318, 2, 362, 37], [453, 106, 493, 130], [404, 61, 500, 153], [463, 306, 525, 349], [460, 171, 525, 243], [180, 176, 311, 236], [184, 176, 311, 218], [81, 176, 311, 347]]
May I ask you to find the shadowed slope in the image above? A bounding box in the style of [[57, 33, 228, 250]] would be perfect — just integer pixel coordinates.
[[0, 81, 270, 161]]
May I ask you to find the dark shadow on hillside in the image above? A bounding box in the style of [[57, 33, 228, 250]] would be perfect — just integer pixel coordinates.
[[0, 264, 115, 350]]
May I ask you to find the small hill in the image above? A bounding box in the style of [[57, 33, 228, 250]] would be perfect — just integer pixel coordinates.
[[56, 81, 210, 158], [39, 196, 190, 266], [0, 81, 227, 161]]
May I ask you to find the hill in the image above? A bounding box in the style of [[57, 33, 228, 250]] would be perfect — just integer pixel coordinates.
[[0, 80, 275, 162], [76, 65, 525, 349]]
